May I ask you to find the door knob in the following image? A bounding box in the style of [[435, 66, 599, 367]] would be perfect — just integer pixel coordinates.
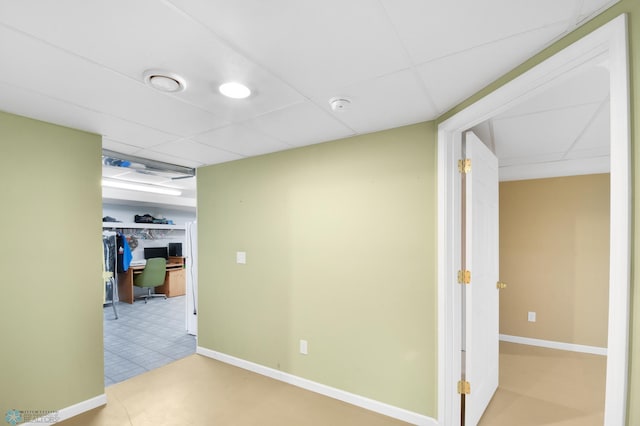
[[496, 281, 507, 289]]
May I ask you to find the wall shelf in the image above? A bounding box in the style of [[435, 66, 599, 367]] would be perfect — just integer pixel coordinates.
[[102, 222, 185, 230]]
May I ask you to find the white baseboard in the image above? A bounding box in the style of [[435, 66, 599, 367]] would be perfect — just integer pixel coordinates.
[[499, 334, 607, 356], [197, 346, 436, 426], [17, 393, 107, 425]]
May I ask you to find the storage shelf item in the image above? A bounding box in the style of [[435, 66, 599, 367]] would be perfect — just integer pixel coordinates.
[[102, 222, 186, 230]]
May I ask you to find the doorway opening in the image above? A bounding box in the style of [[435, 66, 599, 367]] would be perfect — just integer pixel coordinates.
[[481, 172, 610, 424], [437, 14, 630, 426], [101, 206, 198, 386]]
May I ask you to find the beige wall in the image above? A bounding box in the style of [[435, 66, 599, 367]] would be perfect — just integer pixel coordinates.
[[499, 174, 610, 347], [197, 122, 437, 416], [0, 111, 104, 418]]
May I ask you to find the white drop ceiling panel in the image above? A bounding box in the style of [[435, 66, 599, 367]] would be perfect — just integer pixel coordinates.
[[149, 140, 242, 166], [0, 81, 179, 149], [169, 0, 411, 99], [0, 25, 228, 137], [194, 124, 292, 157], [566, 103, 610, 154], [494, 103, 601, 159], [381, 0, 576, 64], [497, 66, 610, 119], [102, 139, 147, 156], [0, 0, 306, 124], [417, 23, 566, 112], [244, 101, 355, 147], [316, 69, 439, 134]]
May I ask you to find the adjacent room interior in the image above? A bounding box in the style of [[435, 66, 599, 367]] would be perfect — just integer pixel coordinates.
[[101, 154, 198, 385]]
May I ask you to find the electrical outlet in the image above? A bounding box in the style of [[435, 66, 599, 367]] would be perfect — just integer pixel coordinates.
[[299, 339, 308, 355], [528, 311, 536, 322], [236, 251, 246, 264]]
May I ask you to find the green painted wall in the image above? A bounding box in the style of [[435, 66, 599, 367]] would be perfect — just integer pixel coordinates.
[[437, 1, 639, 423], [197, 122, 437, 415], [0, 111, 104, 419]]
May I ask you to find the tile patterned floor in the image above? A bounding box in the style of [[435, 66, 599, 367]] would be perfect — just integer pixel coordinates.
[[103, 295, 196, 386]]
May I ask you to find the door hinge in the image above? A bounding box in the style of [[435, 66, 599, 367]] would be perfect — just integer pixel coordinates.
[[458, 270, 471, 284], [457, 380, 471, 394], [458, 159, 471, 173]]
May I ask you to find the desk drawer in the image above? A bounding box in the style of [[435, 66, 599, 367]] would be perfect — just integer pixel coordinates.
[[157, 267, 186, 298]]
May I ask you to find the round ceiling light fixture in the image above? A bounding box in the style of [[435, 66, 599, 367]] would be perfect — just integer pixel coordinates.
[[219, 81, 251, 99], [143, 70, 186, 93]]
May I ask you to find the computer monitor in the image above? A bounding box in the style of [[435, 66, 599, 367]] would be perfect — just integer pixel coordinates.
[[144, 246, 169, 260]]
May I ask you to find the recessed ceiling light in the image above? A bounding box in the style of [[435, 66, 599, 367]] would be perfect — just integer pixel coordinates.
[[219, 82, 251, 99], [143, 70, 186, 93]]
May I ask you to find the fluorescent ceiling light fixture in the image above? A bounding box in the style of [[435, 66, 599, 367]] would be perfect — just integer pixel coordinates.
[[102, 149, 196, 179], [143, 69, 186, 93], [219, 82, 251, 99], [102, 179, 182, 196]]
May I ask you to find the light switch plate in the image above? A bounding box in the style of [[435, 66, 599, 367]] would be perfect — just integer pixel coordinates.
[[236, 251, 246, 264], [528, 311, 536, 322]]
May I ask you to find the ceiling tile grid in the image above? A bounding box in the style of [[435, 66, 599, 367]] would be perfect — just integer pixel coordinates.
[[493, 103, 602, 159], [168, 0, 412, 100], [380, 0, 578, 64], [416, 23, 569, 112], [193, 124, 293, 157], [148, 139, 243, 166], [243, 101, 356, 147], [0, 0, 620, 184], [311, 68, 440, 134]]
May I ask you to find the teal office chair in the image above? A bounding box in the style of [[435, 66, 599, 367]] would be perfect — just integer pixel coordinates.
[[134, 257, 167, 303]]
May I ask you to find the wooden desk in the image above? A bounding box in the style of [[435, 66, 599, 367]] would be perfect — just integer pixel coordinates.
[[117, 256, 186, 304]]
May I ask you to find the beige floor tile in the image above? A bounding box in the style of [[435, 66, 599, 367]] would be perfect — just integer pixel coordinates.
[[478, 342, 606, 426], [60, 342, 605, 425], [58, 355, 410, 426]]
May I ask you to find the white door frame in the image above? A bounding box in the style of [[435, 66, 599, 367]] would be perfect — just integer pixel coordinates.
[[437, 14, 630, 426]]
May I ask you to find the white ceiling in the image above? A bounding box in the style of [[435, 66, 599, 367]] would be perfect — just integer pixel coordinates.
[[471, 61, 611, 181], [0, 0, 617, 204]]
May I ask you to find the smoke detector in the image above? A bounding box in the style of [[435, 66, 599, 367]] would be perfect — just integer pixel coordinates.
[[329, 97, 351, 112]]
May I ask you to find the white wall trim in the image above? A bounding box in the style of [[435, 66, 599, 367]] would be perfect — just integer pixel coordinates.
[[602, 14, 631, 426], [436, 127, 462, 425], [499, 156, 610, 182], [499, 334, 607, 356], [196, 347, 436, 426], [437, 14, 630, 426], [56, 394, 107, 423], [19, 393, 107, 425]]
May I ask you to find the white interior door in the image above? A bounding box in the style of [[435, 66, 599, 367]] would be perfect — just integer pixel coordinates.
[[464, 131, 499, 425]]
